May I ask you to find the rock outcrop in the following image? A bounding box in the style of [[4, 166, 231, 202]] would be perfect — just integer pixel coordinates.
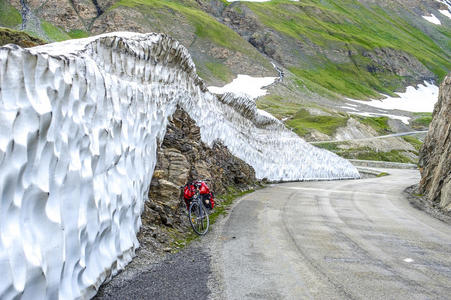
[[0, 27, 45, 47], [419, 74, 451, 211], [362, 47, 435, 86], [9, 0, 117, 30], [139, 108, 256, 251], [151, 108, 256, 197]]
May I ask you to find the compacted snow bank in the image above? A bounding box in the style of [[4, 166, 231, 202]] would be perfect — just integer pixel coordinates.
[[0, 33, 359, 299], [348, 81, 439, 113]]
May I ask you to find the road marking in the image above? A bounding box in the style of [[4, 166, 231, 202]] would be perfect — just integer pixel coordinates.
[[403, 258, 414, 263]]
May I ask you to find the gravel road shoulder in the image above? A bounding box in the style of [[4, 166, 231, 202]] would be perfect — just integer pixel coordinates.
[[95, 242, 211, 299], [405, 184, 451, 225]]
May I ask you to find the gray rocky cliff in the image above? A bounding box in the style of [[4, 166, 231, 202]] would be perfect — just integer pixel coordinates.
[[419, 74, 451, 211]]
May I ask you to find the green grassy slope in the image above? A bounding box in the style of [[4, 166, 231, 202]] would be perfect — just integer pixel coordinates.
[[3, 0, 448, 95], [0, 0, 22, 28], [245, 0, 451, 99], [111, 0, 254, 54], [0, 0, 78, 42], [109, 0, 274, 84], [41, 21, 72, 42]]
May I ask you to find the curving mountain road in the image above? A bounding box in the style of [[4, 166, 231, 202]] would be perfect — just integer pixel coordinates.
[[309, 130, 428, 145], [216, 169, 451, 299]]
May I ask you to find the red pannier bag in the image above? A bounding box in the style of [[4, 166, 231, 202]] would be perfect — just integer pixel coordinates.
[[183, 184, 195, 209], [203, 192, 215, 209], [199, 181, 210, 195], [199, 181, 215, 209], [184, 184, 195, 200]]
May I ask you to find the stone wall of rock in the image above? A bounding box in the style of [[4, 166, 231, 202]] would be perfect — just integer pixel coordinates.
[[419, 74, 451, 211], [139, 108, 257, 251]]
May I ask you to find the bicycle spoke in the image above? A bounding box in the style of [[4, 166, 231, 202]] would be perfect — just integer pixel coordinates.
[[188, 199, 209, 235]]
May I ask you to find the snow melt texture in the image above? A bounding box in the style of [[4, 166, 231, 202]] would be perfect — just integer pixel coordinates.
[[0, 32, 359, 299]]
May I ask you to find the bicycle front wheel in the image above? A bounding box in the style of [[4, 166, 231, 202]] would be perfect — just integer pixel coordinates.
[[189, 201, 209, 235]]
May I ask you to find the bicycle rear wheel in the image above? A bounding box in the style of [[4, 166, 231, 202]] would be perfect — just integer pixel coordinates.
[[189, 201, 209, 235]]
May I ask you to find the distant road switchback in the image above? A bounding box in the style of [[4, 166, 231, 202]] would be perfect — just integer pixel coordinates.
[[217, 169, 451, 299], [309, 130, 428, 145]]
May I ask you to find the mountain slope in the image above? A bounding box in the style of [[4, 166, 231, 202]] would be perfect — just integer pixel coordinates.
[[4, 0, 450, 95], [1, 0, 449, 164], [2, 0, 275, 85], [217, 0, 451, 99]]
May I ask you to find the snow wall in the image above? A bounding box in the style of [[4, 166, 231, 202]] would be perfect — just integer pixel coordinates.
[[0, 32, 359, 299]]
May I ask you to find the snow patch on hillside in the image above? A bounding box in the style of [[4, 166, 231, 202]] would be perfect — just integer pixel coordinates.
[[423, 14, 442, 24], [348, 81, 439, 113], [439, 9, 451, 19], [208, 74, 277, 99]]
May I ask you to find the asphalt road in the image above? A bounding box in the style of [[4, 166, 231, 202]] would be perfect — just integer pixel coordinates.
[[95, 244, 211, 300], [217, 169, 451, 299]]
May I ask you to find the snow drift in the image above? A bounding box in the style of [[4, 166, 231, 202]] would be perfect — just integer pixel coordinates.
[[0, 32, 359, 299]]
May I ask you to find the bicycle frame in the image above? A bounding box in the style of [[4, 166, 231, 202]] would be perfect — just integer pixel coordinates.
[[187, 182, 209, 235], [180, 180, 210, 235]]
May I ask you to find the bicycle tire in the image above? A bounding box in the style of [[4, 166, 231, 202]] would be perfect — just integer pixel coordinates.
[[189, 201, 209, 235]]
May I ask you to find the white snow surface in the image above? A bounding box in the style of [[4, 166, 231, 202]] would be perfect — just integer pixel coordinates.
[[422, 14, 442, 24], [341, 106, 358, 111], [0, 32, 359, 299], [439, 9, 451, 19], [348, 81, 439, 113], [208, 74, 277, 99]]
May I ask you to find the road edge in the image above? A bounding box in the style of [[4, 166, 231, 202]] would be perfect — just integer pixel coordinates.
[[404, 184, 451, 225]]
